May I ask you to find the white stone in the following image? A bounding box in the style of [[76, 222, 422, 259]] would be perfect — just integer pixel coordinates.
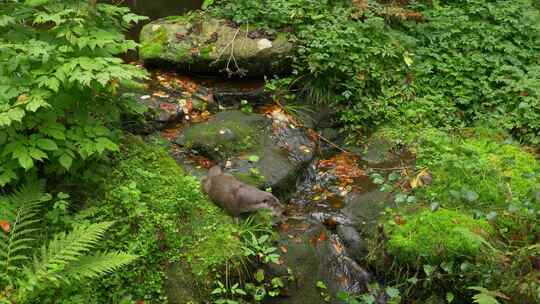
[[257, 38, 273, 50]]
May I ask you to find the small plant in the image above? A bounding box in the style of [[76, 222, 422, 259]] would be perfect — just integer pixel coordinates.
[[337, 284, 402, 304], [316, 280, 331, 302], [242, 233, 280, 265], [240, 100, 253, 114]]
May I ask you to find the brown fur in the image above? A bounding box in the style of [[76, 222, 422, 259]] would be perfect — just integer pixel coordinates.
[[202, 166, 283, 217]]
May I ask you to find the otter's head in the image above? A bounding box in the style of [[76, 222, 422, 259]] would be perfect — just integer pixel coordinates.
[[261, 195, 284, 216], [202, 166, 223, 194], [207, 165, 223, 178]]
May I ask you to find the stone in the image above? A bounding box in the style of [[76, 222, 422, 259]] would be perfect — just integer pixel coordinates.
[[267, 222, 370, 304], [139, 11, 294, 77], [175, 111, 315, 192]]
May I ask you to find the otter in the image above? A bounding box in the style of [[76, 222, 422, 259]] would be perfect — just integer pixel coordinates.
[[202, 166, 284, 217]]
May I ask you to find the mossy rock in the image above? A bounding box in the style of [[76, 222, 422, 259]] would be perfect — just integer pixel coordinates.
[[175, 111, 315, 191], [139, 11, 294, 77], [176, 111, 268, 159], [386, 209, 494, 264]]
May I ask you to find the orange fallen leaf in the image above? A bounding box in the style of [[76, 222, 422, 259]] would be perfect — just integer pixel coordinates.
[[17, 95, 28, 103], [394, 216, 406, 226], [0, 220, 10, 233]]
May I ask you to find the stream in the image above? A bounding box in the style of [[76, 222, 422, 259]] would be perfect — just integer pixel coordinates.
[[124, 2, 413, 303]]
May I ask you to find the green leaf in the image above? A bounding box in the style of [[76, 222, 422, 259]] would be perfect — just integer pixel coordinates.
[[315, 281, 327, 290], [468, 287, 508, 304], [35, 138, 58, 151], [255, 269, 265, 283], [28, 147, 48, 161], [58, 154, 73, 170], [446, 292, 455, 303], [385, 287, 400, 298], [0, 169, 17, 186], [17, 151, 34, 170], [25, 0, 49, 7], [95, 137, 118, 153], [423, 264, 435, 277], [202, 0, 215, 10], [248, 155, 260, 163]]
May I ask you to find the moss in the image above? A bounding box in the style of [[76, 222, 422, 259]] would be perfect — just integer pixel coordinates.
[[386, 209, 494, 264], [178, 112, 265, 159], [139, 42, 163, 59], [234, 169, 266, 189], [199, 44, 214, 60], [174, 46, 191, 61], [80, 135, 242, 301], [409, 127, 540, 210], [140, 26, 168, 59]]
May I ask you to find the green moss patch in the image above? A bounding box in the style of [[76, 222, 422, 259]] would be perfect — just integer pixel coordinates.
[[406, 127, 540, 211], [386, 209, 494, 264], [79, 136, 242, 302], [176, 111, 267, 160]]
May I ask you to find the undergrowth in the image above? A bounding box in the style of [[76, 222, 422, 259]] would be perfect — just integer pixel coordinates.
[[49, 136, 243, 303]]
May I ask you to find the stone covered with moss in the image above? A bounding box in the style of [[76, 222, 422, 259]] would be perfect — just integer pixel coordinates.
[[139, 11, 294, 76], [175, 111, 314, 191], [386, 209, 493, 264]]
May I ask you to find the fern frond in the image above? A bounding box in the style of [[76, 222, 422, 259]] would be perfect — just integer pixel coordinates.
[[29, 221, 115, 283], [0, 181, 46, 287], [62, 251, 138, 282]]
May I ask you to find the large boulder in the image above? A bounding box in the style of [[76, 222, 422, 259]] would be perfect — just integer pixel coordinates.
[[174, 111, 315, 192], [139, 12, 294, 77]]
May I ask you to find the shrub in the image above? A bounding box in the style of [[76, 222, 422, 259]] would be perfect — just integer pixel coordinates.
[[0, 1, 147, 186], [386, 209, 494, 265], [403, 0, 540, 143]]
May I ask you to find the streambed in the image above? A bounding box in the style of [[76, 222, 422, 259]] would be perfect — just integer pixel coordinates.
[[124, 2, 413, 302]]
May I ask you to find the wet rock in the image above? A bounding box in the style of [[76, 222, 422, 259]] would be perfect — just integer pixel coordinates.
[[144, 98, 183, 126], [139, 12, 294, 77], [337, 224, 368, 260], [165, 263, 208, 304], [342, 188, 392, 238], [269, 222, 370, 304], [120, 93, 184, 133], [175, 111, 268, 159], [211, 80, 271, 108], [175, 111, 315, 191], [360, 136, 399, 166]]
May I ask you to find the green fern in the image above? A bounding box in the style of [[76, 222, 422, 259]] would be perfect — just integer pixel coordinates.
[[63, 251, 137, 281], [0, 184, 137, 303], [468, 287, 509, 304], [0, 182, 47, 285]]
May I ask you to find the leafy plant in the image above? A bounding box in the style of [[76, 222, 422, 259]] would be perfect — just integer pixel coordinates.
[[0, 0, 147, 185], [0, 182, 136, 303], [468, 287, 508, 304]]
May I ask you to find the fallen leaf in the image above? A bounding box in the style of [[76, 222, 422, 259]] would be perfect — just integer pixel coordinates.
[[0, 220, 10, 233], [17, 95, 28, 103], [394, 216, 406, 226], [152, 91, 170, 98]]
